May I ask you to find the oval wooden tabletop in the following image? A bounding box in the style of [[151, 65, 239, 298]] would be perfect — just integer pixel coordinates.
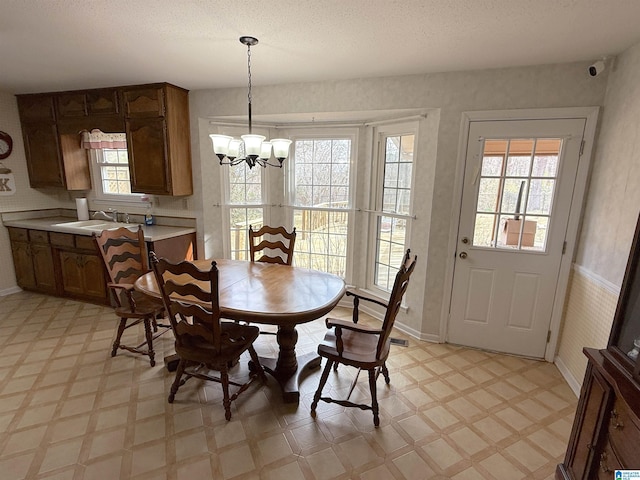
[[135, 258, 347, 327]]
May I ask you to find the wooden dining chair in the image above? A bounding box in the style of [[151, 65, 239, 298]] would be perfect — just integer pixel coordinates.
[[94, 226, 168, 367], [248, 225, 297, 265], [150, 253, 267, 420], [310, 249, 417, 426]]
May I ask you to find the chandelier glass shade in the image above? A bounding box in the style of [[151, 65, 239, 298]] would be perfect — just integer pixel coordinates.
[[210, 36, 292, 169]]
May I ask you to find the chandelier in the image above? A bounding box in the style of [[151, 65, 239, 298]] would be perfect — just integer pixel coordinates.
[[210, 36, 292, 169]]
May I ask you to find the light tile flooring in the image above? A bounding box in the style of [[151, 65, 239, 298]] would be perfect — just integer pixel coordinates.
[[0, 291, 577, 479]]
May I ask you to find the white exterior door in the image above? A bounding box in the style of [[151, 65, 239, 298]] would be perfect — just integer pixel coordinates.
[[448, 118, 586, 358]]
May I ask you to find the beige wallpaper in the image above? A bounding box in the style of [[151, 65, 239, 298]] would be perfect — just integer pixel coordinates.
[[556, 41, 640, 384], [576, 43, 640, 284]]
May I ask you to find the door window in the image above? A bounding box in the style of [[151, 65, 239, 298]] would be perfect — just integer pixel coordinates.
[[473, 138, 562, 252]]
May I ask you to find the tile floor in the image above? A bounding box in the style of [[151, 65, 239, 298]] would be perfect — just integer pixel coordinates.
[[0, 291, 577, 479]]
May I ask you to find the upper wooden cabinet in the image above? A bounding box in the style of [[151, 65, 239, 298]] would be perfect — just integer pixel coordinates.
[[57, 89, 120, 118], [123, 84, 192, 196], [17, 94, 91, 189], [16, 82, 192, 196], [17, 94, 56, 122]]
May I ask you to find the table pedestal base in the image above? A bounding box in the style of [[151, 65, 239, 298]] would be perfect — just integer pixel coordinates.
[[259, 351, 321, 403]]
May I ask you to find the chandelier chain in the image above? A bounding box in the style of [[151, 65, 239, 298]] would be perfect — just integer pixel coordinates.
[[247, 42, 253, 133]]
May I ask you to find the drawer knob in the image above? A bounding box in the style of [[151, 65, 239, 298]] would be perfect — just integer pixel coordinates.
[[611, 409, 624, 430], [599, 452, 612, 473]]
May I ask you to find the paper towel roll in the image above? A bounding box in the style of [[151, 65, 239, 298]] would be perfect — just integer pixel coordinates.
[[76, 198, 89, 220]]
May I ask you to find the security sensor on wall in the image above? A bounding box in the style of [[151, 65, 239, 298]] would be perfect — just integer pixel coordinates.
[[588, 60, 605, 77], [588, 57, 611, 77]]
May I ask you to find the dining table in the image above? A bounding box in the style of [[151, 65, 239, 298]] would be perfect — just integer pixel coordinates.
[[134, 258, 347, 403]]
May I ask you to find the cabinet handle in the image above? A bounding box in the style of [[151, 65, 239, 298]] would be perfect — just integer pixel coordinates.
[[611, 409, 624, 430], [599, 452, 612, 473]]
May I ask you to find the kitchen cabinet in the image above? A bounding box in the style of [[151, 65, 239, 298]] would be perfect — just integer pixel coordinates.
[[8, 223, 197, 305], [557, 212, 640, 478], [51, 232, 108, 304], [17, 94, 91, 189], [147, 232, 196, 262], [8, 228, 56, 293], [123, 84, 192, 196], [17, 82, 192, 196]]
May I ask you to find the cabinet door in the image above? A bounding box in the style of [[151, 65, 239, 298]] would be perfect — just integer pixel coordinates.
[[87, 89, 120, 116], [31, 244, 56, 293], [57, 93, 87, 117], [10, 241, 36, 289], [566, 367, 613, 479], [126, 117, 170, 194], [22, 122, 65, 188], [59, 251, 107, 301], [82, 254, 107, 301], [17, 94, 56, 122], [123, 87, 165, 117], [59, 251, 84, 296]]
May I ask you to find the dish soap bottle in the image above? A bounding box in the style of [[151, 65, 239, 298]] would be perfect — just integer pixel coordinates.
[[141, 195, 155, 225]]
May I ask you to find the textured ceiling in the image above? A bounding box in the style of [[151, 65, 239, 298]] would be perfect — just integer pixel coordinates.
[[2, 0, 640, 94]]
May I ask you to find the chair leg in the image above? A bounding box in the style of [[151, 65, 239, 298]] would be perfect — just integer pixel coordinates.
[[112, 317, 128, 357], [311, 358, 333, 417], [143, 317, 155, 367], [381, 362, 390, 384], [247, 345, 267, 383], [168, 359, 185, 403], [368, 368, 380, 427], [221, 365, 232, 421]]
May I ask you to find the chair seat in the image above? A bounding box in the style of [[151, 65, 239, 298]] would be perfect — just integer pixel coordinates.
[[114, 290, 164, 318], [318, 324, 390, 367], [175, 322, 261, 366]]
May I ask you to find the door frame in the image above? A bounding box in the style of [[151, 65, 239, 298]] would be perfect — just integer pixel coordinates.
[[441, 107, 600, 361]]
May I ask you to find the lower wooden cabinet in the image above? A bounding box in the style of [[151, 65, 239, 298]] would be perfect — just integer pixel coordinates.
[[8, 228, 56, 293], [8, 226, 196, 305], [148, 233, 196, 262]]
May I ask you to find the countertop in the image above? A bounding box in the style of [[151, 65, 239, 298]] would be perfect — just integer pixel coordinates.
[[3, 216, 196, 242]]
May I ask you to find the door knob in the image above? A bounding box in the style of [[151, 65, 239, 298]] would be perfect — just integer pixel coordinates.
[[459, 252, 468, 259]]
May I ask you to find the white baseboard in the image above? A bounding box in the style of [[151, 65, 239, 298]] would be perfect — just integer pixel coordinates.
[[0, 286, 22, 297], [554, 355, 581, 397]]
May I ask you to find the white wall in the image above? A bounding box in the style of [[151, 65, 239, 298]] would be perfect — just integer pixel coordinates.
[[189, 62, 607, 339]]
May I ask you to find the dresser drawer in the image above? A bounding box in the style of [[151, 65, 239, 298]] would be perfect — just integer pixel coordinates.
[[49, 232, 75, 248], [608, 397, 640, 467], [75, 235, 97, 251], [29, 230, 49, 244], [597, 439, 623, 479], [8, 227, 29, 242]]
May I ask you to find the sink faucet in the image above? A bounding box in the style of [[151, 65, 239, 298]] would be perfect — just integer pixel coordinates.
[[93, 209, 118, 222]]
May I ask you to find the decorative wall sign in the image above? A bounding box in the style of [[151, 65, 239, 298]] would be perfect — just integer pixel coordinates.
[[0, 169, 15, 195]]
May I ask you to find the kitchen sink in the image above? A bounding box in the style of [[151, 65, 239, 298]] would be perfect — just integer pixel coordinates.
[[53, 220, 139, 232]]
